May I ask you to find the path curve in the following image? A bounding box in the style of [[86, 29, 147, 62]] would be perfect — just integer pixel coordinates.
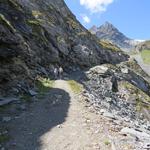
[[4, 80, 136, 150], [39, 80, 95, 150]]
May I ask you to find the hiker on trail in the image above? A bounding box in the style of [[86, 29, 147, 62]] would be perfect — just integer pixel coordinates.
[[54, 67, 58, 79], [58, 66, 63, 79]]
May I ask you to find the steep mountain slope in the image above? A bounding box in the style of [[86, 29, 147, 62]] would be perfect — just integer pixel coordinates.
[[0, 0, 128, 96], [90, 22, 138, 51]]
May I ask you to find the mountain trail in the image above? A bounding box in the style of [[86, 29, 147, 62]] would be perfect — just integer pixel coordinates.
[[4, 80, 134, 150], [38, 80, 108, 150]]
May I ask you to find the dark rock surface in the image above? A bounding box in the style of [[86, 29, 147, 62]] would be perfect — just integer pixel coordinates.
[[0, 0, 128, 96]]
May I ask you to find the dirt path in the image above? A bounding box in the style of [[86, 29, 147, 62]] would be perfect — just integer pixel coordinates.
[[4, 80, 134, 150], [40, 80, 106, 150]]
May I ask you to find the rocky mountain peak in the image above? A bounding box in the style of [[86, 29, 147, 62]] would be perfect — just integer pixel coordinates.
[[90, 22, 118, 34], [89, 25, 98, 34], [98, 21, 118, 33], [90, 22, 136, 51]]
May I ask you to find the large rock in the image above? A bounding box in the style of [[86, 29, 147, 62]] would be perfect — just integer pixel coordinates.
[[120, 127, 150, 141], [0, 97, 19, 106]]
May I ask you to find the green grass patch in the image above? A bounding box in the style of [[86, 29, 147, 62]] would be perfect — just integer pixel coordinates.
[[104, 139, 111, 145], [119, 81, 150, 112], [0, 105, 10, 112], [68, 80, 83, 94], [0, 127, 10, 144], [20, 78, 54, 101], [0, 135, 10, 143], [141, 50, 150, 64], [27, 19, 41, 26], [20, 94, 32, 102], [36, 77, 54, 95]]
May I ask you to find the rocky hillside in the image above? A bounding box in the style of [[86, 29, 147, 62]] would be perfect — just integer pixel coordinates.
[[81, 62, 150, 149], [136, 40, 150, 51], [90, 22, 139, 51], [0, 0, 129, 96], [84, 62, 150, 120]]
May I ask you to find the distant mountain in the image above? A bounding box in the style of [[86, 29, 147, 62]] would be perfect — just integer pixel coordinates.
[[89, 22, 140, 52], [135, 40, 150, 51]]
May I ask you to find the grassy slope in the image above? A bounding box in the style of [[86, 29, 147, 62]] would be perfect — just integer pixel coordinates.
[[141, 50, 150, 64]]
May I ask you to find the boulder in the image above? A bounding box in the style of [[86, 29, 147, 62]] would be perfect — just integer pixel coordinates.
[[28, 90, 38, 96], [2, 117, 11, 122], [120, 127, 150, 141], [0, 97, 19, 106]]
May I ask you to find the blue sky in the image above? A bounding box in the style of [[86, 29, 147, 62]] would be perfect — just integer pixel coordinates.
[[64, 0, 150, 40]]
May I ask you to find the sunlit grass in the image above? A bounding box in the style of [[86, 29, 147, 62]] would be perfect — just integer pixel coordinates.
[[119, 81, 150, 112], [68, 80, 83, 94], [0, 127, 9, 144], [36, 77, 54, 95], [104, 139, 111, 146], [141, 50, 150, 64], [0, 135, 10, 143]]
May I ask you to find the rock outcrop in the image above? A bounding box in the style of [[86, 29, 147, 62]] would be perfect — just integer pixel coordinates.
[[83, 61, 150, 124], [0, 0, 129, 96]]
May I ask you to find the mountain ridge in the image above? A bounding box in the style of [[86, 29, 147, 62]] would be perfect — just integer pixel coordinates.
[[90, 22, 141, 51]]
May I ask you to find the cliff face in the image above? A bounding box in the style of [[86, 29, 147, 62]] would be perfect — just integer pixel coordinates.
[[0, 0, 128, 95]]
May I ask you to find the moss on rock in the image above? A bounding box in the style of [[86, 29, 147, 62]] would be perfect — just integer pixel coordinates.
[[7, 0, 23, 12], [0, 13, 15, 32], [99, 40, 122, 52], [119, 81, 150, 112], [122, 59, 150, 82], [66, 17, 80, 29]]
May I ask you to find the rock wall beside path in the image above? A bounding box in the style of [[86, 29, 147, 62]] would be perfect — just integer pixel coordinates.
[[0, 0, 128, 96]]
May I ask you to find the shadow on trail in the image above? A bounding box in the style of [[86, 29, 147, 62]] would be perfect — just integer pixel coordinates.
[[6, 87, 70, 150]]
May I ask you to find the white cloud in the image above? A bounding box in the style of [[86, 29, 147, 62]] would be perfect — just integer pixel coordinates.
[[82, 15, 91, 23], [80, 0, 114, 13]]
